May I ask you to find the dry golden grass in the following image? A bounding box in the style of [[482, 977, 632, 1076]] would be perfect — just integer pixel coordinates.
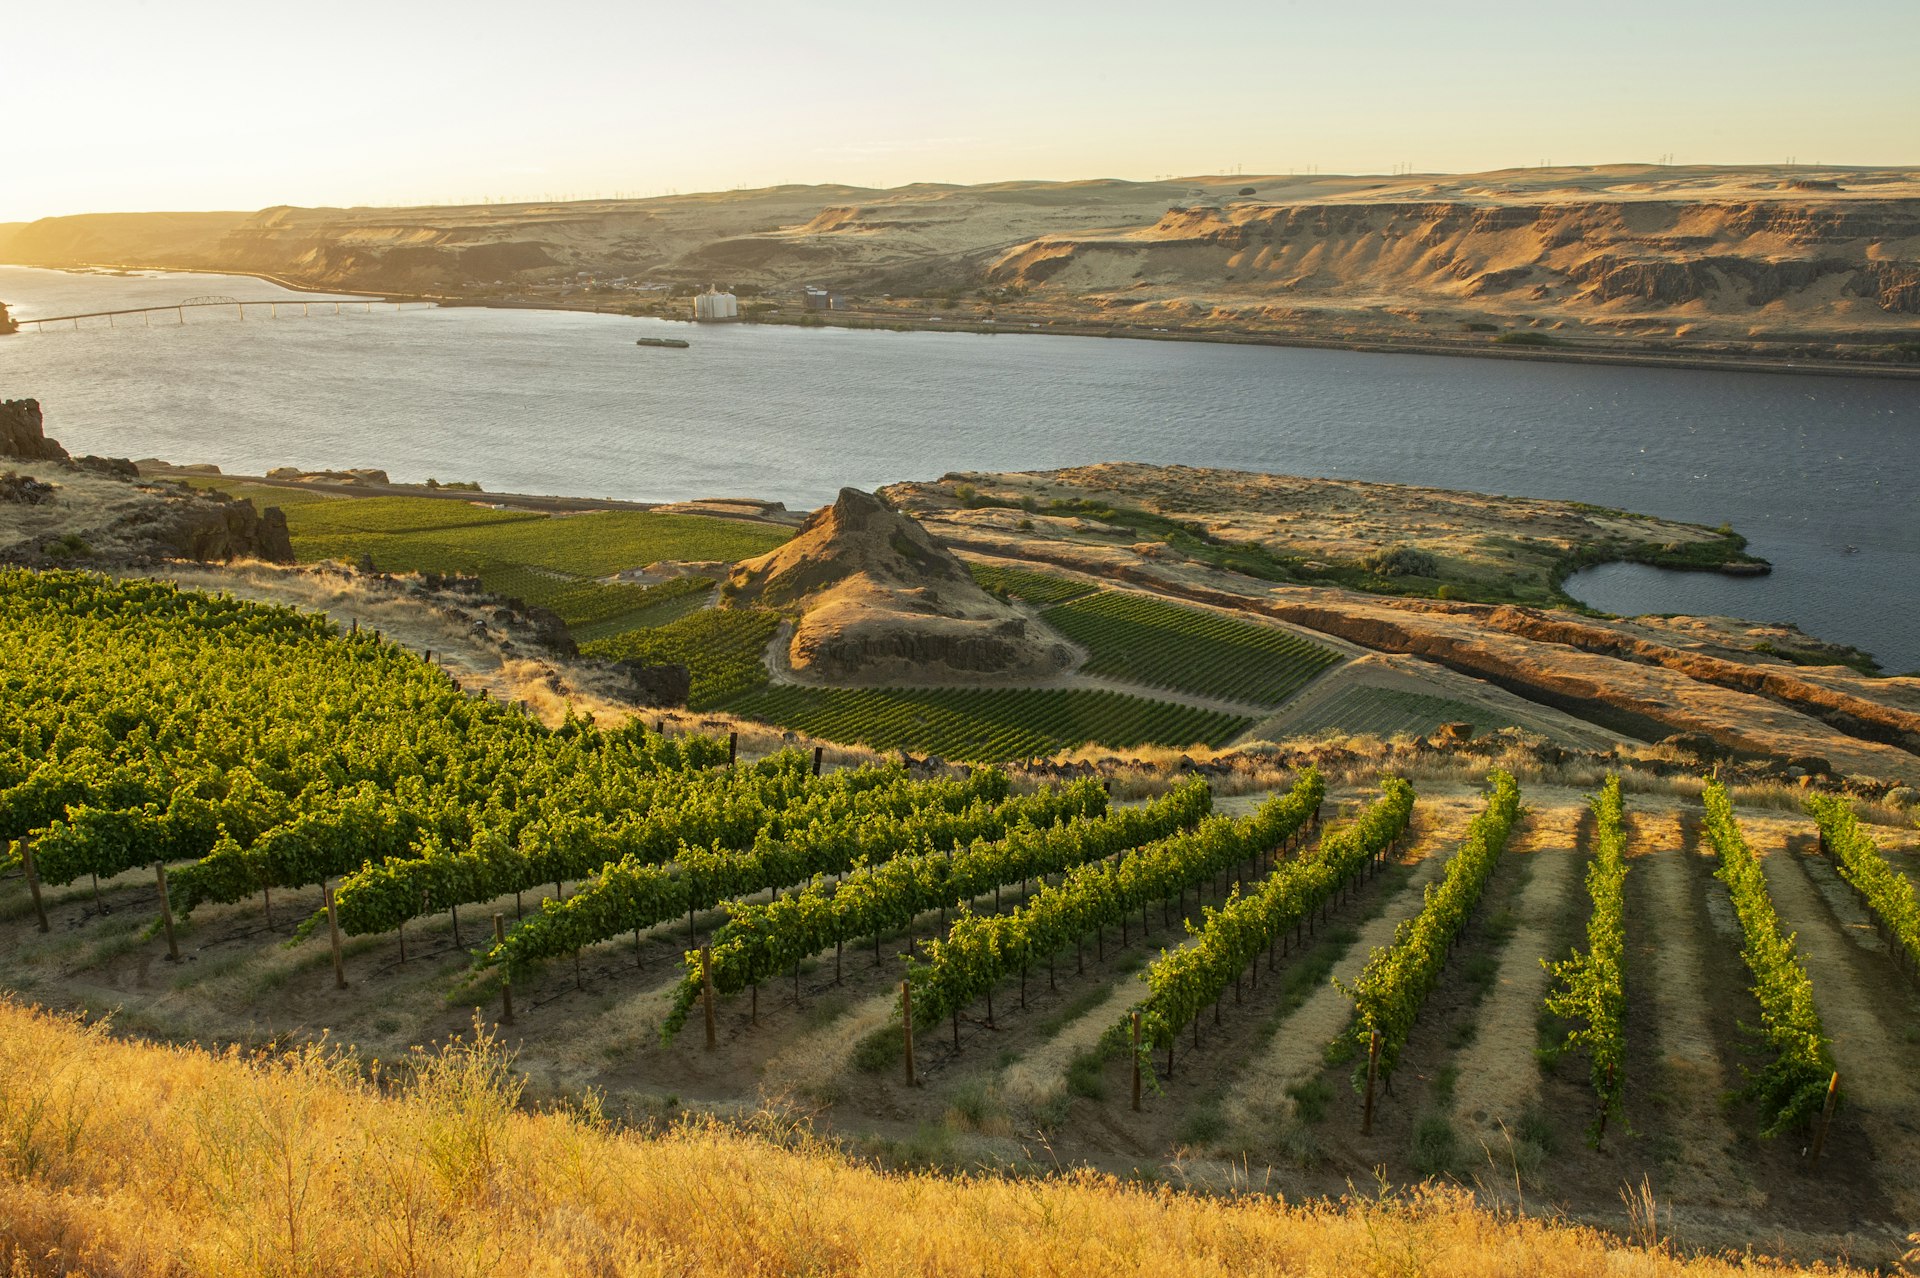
[[0, 1001, 1875, 1277]]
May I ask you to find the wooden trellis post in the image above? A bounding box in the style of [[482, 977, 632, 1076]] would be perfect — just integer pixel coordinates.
[[1131, 1012, 1143, 1112], [702, 946, 717, 1050], [1807, 1072, 1840, 1168], [901, 981, 916, 1086], [1362, 1029, 1382, 1134], [21, 842, 48, 933], [324, 882, 347, 990], [154, 862, 179, 961], [495, 914, 514, 1024]]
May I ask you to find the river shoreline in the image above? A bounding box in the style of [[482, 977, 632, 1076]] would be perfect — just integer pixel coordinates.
[[6, 260, 1913, 669], [10, 259, 1920, 382]]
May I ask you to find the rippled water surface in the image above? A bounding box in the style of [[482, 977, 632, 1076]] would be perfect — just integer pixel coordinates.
[[3, 265, 1916, 669]]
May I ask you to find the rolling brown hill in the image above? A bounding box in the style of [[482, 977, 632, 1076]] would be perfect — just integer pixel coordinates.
[[3, 165, 1916, 358]]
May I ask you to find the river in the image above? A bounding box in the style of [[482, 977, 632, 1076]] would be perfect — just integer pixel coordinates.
[[3, 265, 1916, 671]]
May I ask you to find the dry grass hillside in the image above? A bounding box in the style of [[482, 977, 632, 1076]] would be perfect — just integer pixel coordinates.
[[0, 1001, 1874, 1278], [4, 166, 1915, 362]]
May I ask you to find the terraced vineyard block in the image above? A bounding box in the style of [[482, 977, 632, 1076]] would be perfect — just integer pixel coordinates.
[[570, 577, 716, 643], [1041, 591, 1341, 706], [1273, 685, 1522, 740], [583, 608, 782, 709], [968, 563, 1098, 605], [722, 685, 1251, 762]]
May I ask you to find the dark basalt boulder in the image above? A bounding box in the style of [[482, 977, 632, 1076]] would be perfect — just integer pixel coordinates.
[[613, 660, 692, 707], [0, 471, 56, 505]]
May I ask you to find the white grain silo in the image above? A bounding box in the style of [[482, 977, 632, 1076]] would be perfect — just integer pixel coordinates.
[[693, 286, 740, 322]]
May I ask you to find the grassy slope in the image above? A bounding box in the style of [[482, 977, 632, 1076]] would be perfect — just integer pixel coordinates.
[[259, 493, 789, 635], [0, 1000, 1847, 1278]]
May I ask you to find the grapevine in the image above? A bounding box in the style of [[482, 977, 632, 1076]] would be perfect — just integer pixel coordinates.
[[482, 776, 1100, 980], [1342, 770, 1522, 1085], [661, 776, 1217, 1037], [1805, 793, 1920, 975], [905, 770, 1327, 1031], [1542, 774, 1627, 1146], [1125, 774, 1409, 1069], [1702, 780, 1836, 1136]]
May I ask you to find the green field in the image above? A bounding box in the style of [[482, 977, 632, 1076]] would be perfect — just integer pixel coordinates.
[[179, 477, 344, 510], [720, 684, 1252, 762], [1269, 684, 1522, 740], [968, 563, 1098, 605], [569, 577, 716, 643], [582, 608, 783, 709], [1041, 591, 1342, 707], [270, 496, 787, 637], [280, 496, 542, 536]]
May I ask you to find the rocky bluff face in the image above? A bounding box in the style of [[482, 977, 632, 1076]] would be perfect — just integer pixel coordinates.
[[726, 487, 1073, 685], [0, 398, 293, 566], [0, 400, 69, 462]]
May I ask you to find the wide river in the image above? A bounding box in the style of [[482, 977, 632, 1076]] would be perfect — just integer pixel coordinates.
[[3, 265, 1917, 671]]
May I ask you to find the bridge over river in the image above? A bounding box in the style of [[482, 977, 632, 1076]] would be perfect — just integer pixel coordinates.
[[15, 295, 433, 331]]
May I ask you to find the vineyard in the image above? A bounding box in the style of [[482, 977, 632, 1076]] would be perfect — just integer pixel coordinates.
[[968, 563, 1098, 606], [582, 607, 784, 708], [1040, 590, 1342, 706], [1542, 773, 1628, 1144], [6, 567, 1920, 1266], [1267, 682, 1525, 740], [280, 495, 789, 637], [717, 684, 1252, 761]]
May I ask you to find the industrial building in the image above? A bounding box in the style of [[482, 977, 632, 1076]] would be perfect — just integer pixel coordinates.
[[693, 287, 740, 322], [802, 285, 837, 311]]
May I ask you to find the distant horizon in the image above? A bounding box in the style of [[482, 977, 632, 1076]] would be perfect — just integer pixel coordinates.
[[6, 0, 1915, 223], [6, 159, 1918, 225]]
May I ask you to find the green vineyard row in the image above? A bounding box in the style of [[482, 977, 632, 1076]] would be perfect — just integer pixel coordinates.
[[1543, 774, 1628, 1145], [1343, 771, 1522, 1083], [481, 778, 1108, 979], [662, 777, 1218, 1036], [1702, 780, 1837, 1136], [904, 770, 1327, 1029], [583, 608, 783, 709], [719, 684, 1251, 763], [1806, 793, 1920, 973], [1124, 771, 1404, 1066], [325, 759, 940, 936], [968, 563, 1098, 606]]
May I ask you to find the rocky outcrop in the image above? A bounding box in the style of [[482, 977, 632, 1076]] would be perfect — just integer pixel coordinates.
[[729, 488, 1073, 684], [613, 660, 692, 707], [267, 466, 391, 486], [0, 400, 68, 462], [1479, 606, 1920, 753], [796, 614, 1051, 678], [0, 472, 56, 505], [139, 493, 294, 564], [730, 487, 972, 604], [1863, 261, 1920, 314]]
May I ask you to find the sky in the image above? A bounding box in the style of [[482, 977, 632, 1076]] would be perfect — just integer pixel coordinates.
[[3, 0, 1915, 221]]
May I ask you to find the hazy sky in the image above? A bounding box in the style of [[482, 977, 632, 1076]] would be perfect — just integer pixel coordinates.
[[4, 0, 1915, 220]]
